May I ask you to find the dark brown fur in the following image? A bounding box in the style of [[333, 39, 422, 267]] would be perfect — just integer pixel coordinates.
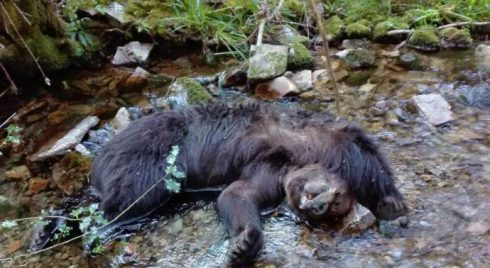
[[91, 101, 407, 266]]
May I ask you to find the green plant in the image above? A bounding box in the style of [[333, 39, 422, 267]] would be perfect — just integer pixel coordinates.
[[0, 124, 22, 156], [163, 145, 186, 193]]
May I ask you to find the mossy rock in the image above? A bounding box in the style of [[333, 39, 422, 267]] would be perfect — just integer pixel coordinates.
[[408, 27, 440, 52], [324, 15, 344, 41], [343, 48, 376, 69], [439, 27, 473, 49], [373, 18, 410, 42], [345, 22, 371, 39], [170, 77, 213, 106], [287, 41, 314, 71]]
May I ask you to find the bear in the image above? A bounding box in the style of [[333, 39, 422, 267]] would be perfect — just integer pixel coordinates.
[[90, 101, 408, 266]]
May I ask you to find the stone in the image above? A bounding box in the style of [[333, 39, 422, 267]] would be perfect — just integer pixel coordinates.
[[412, 94, 453, 125], [337, 48, 376, 69], [287, 41, 314, 71], [439, 27, 473, 49], [223, 65, 248, 87], [104, 2, 129, 25], [255, 76, 298, 100], [5, 165, 31, 180], [341, 203, 376, 234], [168, 77, 213, 107], [341, 39, 372, 50], [475, 44, 490, 74], [28, 177, 49, 194], [248, 44, 289, 82], [123, 67, 151, 90], [398, 52, 421, 70], [36, 116, 100, 160], [75, 144, 92, 157], [271, 24, 309, 46], [373, 18, 410, 42], [112, 107, 131, 133], [0, 195, 14, 215], [408, 27, 440, 52], [285, 70, 313, 92], [112, 41, 153, 66], [458, 83, 490, 108], [52, 153, 91, 196]]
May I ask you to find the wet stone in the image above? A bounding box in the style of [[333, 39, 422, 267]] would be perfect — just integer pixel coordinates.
[[36, 116, 100, 160], [112, 107, 131, 133], [112, 41, 153, 66], [458, 83, 490, 108], [475, 44, 490, 74], [255, 76, 298, 100], [5, 165, 31, 181], [412, 94, 453, 126], [0, 195, 14, 215], [341, 203, 376, 234], [285, 70, 312, 92], [123, 67, 151, 90], [28, 177, 49, 194], [337, 48, 376, 69], [398, 52, 420, 70]]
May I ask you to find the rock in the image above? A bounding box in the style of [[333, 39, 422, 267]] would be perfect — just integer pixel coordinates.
[[475, 44, 490, 74], [359, 83, 377, 94], [112, 107, 131, 133], [458, 83, 490, 108], [285, 70, 313, 92], [173, 57, 193, 69], [36, 116, 100, 160], [104, 2, 129, 25], [5, 165, 31, 180], [75, 144, 92, 157], [0, 195, 14, 215], [52, 153, 91, 196], [345, 21, 371, 39], [439, 27, 473, 49], [373, 18, 410, 42], [412, 94, 453, 125], [323, 15, 344, 41], [112, 41, 153, 66], [123, 67, 151, 90], [341, 203, 376, 234], [371, 100, 389, 116], [287, 41, 314, 71], [255, 76, 298, 100], [223, 66, 248, 87], [408, 27, 440, 52], [28, 178, 49, 194], [248, 44, 289, 82], [398, 52, 421, 70], [341, 39, 372, 50], [337, 48, 376, 69], [312, 69, 349, 86], [380, 50, 400, 58], [466, 220, 490, 236], [168, 77, 213, 107], [271, 25, 309, 46]]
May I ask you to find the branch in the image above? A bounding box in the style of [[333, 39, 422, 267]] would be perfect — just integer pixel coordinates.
[[437, 21, 490, 30], [256, 0, 285, 46], [0, 62, 18, 94], [307, 0, 340, 115]]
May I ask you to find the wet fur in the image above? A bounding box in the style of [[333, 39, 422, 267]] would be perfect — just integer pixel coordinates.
[[91, 101, 407, 265]]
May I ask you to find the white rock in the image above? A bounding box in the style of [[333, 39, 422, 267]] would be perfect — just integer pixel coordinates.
[[312, 69, 328, 84], [248, 44, 289, 81], [112, 41, 153, 66], [255, 76, 298, 99], [475, 44, 490, 74], [286, 70, 313, 92], [36, 116, 99, 160], [105, 2, 129, 25], [112, 107, 131, 133], [412, 94, 453, 126], [75, 144, 91, 157]]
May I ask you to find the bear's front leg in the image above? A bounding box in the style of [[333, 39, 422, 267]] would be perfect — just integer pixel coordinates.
[[217, 180, 264, 267]]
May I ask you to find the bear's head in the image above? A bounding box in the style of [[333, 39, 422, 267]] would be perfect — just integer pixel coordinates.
[[283, 164, 355, 221]]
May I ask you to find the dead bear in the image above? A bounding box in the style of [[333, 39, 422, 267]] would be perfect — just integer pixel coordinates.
[[91, 101, 408, 266]]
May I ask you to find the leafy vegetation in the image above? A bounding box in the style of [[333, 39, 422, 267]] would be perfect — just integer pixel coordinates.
[[0, 124, 22, 156]]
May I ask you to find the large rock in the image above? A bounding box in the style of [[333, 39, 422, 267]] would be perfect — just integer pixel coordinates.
[[475, 44, 490, 74], [36, 116, 100, 160], [336, 48, 376, 69], [412, 94, 453, 125], [167, 77, 213, 108], [255, 76, 298, 100], [112, 41, 153, 66], [112, 107, 131, 133], [248, 44, 289, 82], [285, 70, 313, 92]]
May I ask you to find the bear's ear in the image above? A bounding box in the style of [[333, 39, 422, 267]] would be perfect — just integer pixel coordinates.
[[265, 145, 292, 165]]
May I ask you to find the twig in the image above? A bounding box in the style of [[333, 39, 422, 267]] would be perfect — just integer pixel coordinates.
[[0, 62, 18, 94], [12, 2, 31, 26], [2, 215, 81, 223], [0, 113, 16, 130], [437, 21, 490, 30], [0, 174, 170, 262], [307, 0, 340, 115], [0, 2, 50, 86], [256, 0, 285, 46], [386, 29, 413, 36]]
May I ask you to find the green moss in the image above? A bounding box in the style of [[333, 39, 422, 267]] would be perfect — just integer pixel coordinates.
[[373, 18, 410, 41], [174, 77, 212, 105], [345, 22, 371, 38], [324, 15, 344, 41], [439, 27, 473, 48], [287, 41, 314, 71], [28, 32, 70, 72], [408, 26, 440, 51]]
